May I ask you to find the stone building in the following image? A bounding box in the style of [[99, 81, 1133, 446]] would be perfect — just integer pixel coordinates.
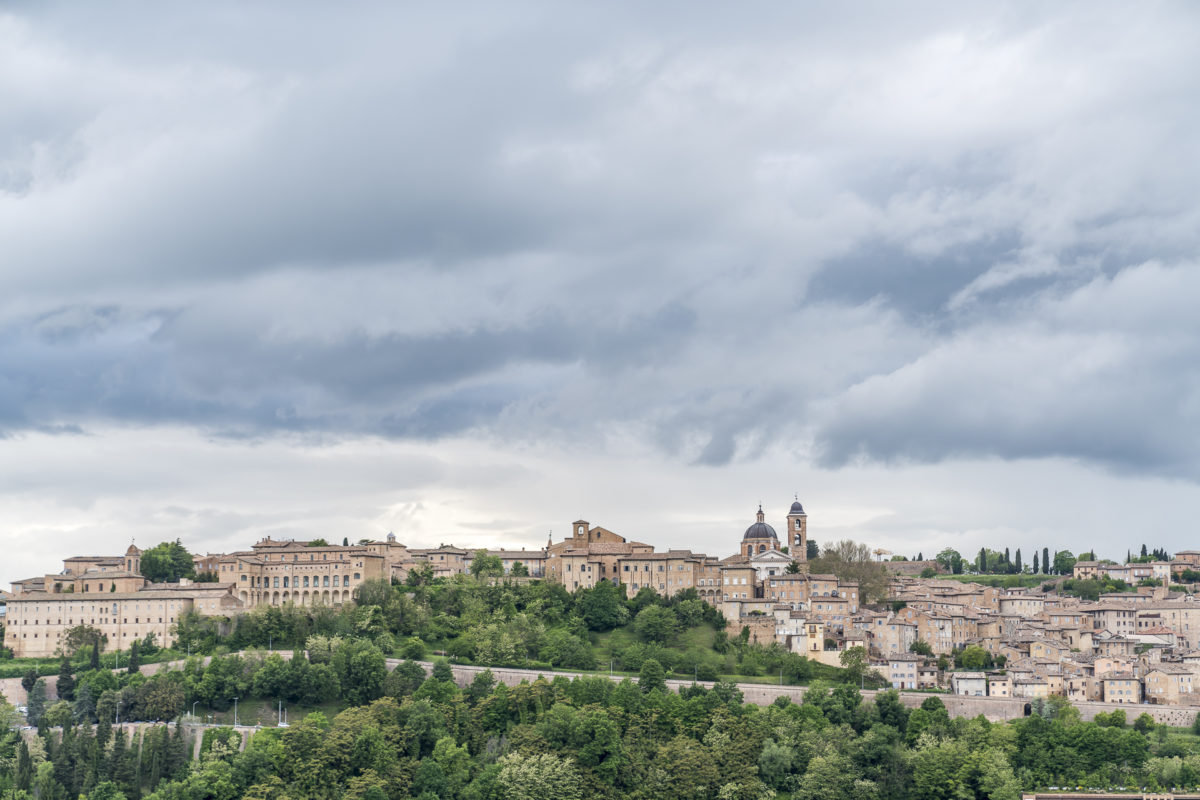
[[4, 581, 240, 658], [217, 537, 398, 606]]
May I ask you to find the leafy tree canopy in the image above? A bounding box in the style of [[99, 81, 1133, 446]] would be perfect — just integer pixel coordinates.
[[139, 540, 196, 584]]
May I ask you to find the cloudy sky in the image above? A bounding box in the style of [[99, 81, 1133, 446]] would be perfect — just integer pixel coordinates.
[[3, 1, 1200, 584]]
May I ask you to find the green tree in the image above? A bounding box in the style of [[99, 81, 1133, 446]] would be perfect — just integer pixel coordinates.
[[633, 605, 680, 643], [495, 752, 582, 800], [935, 548, 963, 575], [1054, 550, 1077, 575], [786, 560, 802, 574], [840, 646, 868, 684], [56, 657, 76, 702], [470, 550, 504, 578], [87, 781, 128, 800], [511, 561, 530, 577], [960, 645, 988, 670], [910, 640, 933, 657], [638, 659, 666, 693], [61, 624, 105, 657], [139, 540, 196, 583], [576, 580, 629, 631], [26, 679, 47, 726], [1042, 546, 1050, 575], [332, 640, 386, 706], [306, 538, 329, 547], [806, 539, 820, 560]]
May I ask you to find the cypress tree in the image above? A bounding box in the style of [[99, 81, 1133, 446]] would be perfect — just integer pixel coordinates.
[[58, 657, 76, 702], [16, 741, 32, 792], [54, 724, 77, 794], [1043, 547, 1050, 575], [978, 548, 987, 573], [74, 681, 96, 724], [128, 640, 141, 674], [1033, 552, 1040, 574], [27, 678, 47, 727], [1141, 543, 1148, 558], [168, 721, 189, 779], [91, 640, 101, 671], [74, 724, 96, 797], [1015, 549, 1022, 573], [146, 725, 166, 792], [96, 710, 112, 756], [111, 728, 135, 793]]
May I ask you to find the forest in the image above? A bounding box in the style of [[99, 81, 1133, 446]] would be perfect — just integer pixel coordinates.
[[6, 650, 1200, 800], [5, 567, 1200, 798]]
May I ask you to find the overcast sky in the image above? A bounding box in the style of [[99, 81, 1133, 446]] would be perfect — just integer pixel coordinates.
[[3, 2, 1200, 585]]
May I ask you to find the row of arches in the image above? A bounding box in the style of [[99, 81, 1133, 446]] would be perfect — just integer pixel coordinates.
[[237, 589, 354, 607]]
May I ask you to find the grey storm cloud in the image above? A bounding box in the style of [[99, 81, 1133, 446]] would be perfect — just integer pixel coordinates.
[[3, 0, 1200, 479]]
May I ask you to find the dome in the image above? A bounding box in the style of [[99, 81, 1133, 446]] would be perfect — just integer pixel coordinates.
[[789, 500, 805, 515], [743, 521, 778, 541]]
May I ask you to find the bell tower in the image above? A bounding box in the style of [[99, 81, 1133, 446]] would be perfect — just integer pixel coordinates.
[[787, 497, 808, 561], [125, 542, 142, 574]]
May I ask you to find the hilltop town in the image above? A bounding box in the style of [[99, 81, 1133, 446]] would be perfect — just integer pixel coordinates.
[[4, 498, 1200, 709]]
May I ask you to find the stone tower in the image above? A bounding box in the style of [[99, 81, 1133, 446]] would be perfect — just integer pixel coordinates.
[[125, 543, 142, 574], [787, 498, 808, 560]]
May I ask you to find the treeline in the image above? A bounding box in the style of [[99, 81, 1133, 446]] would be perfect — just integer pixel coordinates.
[[8, 659, 1200, 800], [174, 577, 852, 684], [930, 547, 1078, 576]]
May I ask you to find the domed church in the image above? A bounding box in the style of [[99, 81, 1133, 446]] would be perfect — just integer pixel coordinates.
[[739, 500, 808, 559]]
